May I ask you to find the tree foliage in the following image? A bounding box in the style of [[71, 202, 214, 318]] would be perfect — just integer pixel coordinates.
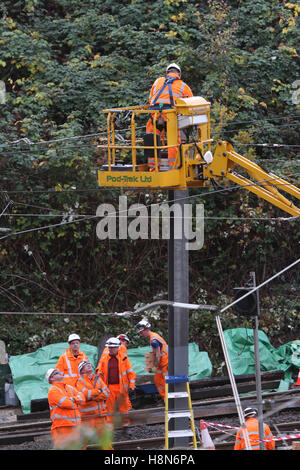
[[0, 0, 299, 362]]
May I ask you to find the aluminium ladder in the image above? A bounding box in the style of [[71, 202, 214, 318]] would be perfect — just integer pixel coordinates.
[[165, 375, 197, 449]]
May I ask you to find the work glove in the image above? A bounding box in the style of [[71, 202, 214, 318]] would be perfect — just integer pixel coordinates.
[[148, 367, 157, 373], [128, 389, 136, 401]]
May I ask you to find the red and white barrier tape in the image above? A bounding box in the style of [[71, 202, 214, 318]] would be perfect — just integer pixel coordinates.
[[205, 421, 238, 430], [204, 421, 300, 442]]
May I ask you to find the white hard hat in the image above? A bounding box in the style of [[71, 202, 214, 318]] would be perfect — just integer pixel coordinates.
[[45, 368, 58, 383], [135, 319, 151, 332], [243, 407, 258, 419], [117, 334, 130, 343], [78, 360, 90, 374], [105, 337, 121, 348], [166, 63, 181, 75], [68, 333, 80, 343]]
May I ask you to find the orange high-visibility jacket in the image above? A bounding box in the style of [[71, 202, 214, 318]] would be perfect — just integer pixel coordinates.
[[75, 373, 110, 419], [48, 382, 85, 431], [149, 72, 193, 107], [149, 331, 168, 370], [96, 351, 136, 393], [56, 347, 88, 386], [234, 417, 275, 450]]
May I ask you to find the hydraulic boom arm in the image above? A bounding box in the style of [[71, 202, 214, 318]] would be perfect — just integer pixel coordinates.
[[204, 141, 300, 217]]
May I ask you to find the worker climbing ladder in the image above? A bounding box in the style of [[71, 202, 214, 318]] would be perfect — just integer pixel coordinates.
[[165, 375, 197, 449]]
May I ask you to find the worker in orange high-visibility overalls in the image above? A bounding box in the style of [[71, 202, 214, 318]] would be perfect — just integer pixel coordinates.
[[96, 337, 136, 429], [234, 407, 275, 450], [146, 63, 193, 170], [135, 320, 168, 401], [98, 333, 130, 360], [56, 333, 88, 387], [46, 368, 85, 449], [75, 361, 110, 435]]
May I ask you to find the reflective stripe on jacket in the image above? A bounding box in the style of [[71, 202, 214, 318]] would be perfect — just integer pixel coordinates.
[[234, 417, 275, 450], [96, 351, 136, 393], [48, 382, 85, 430], [56, 347, 88, 386], [149, 72, 193, 107], [75, 373, 110, 419], [149, 331, 168, 371]]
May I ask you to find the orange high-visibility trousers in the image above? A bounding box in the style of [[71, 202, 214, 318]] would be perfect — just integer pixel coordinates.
[[154, 367, 168, 401], [80, 416, 113, 450], [94, 416, 113, 450], [51, 426, 80, 449], [105, 383, 132, 427], [81, 416, 106, 433], [146, 118, 178, 168]]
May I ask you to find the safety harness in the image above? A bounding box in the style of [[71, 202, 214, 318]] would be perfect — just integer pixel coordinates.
[[151, 75, 179, 108]]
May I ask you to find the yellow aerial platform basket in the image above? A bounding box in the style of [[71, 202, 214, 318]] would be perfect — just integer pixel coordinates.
[[97, 96, 300, 216], [97, 97, 212, 190]]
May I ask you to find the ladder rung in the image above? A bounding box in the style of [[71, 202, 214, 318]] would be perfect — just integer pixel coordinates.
[[168, 430, 195, 438], [167, 411, 192, 419], [167, 392, 188, 398], [165, 375, 189, 384]]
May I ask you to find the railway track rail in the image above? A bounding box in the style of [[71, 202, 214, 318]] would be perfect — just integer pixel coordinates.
[[111, 420, 300, 451], [0, 387, 299, 449], [0, 419, 299, 450]]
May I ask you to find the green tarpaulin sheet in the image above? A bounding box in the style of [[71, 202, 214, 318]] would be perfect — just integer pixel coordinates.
[[9, 342, 212, 414], [223, 329, 300, 390]]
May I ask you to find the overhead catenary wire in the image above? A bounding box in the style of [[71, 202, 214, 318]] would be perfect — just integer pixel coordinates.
[[1, 113, 298, 145], [0, 141, 299, 159], [0, 172, 299, 241], [4, 212, 300, 221], [0, 171, 299, 196], [0, 189, 298, 241], [0, 300, 217, 316], [0, 114, 298, 155], [1, 136, 299, 154], [0, 256, 298, 317], [0, 311, 130, 316], [4, 198, 300, 222]]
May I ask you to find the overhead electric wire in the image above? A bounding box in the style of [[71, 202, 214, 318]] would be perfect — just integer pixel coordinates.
[[0, 173, 299, 242], [8, 131, 107, 146], [2, 172, 299, 206], [210, 114, 300, 127], [4, 212, 300, 222], [0, 161, 299, 194], [211, 122, 300, 135], [0, 113, 299, 149], [0, 199, 12, 218], [3, 139, 299, 158]]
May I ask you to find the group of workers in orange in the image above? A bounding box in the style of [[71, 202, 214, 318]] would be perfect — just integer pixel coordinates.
[[46, 320, 167, 450], [46, 321, 276, 451]]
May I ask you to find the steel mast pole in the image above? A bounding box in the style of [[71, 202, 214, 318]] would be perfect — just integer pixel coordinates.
[[168, 189, 190, 448], [250, 271, 264, 450]]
